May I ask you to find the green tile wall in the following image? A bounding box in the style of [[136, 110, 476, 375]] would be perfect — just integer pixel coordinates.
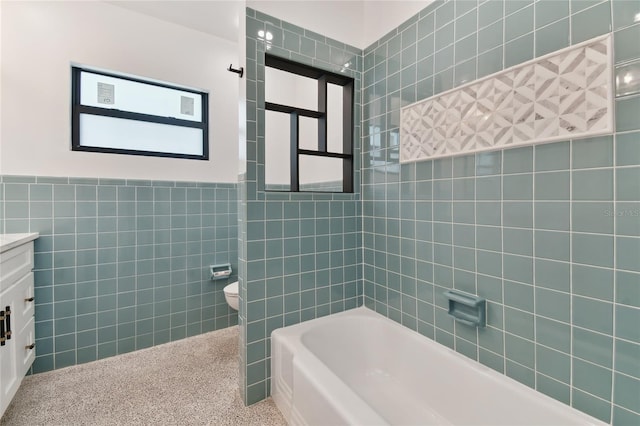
[[0, 175, 238, 372], [240, 9, 363, 404], [362, 0, 640, 424]]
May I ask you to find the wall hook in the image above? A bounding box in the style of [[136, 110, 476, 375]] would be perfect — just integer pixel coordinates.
[[227, 64, 244, 78]]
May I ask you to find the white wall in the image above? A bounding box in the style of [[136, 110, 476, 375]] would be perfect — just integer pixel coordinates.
[[0, 1, 239, 183]]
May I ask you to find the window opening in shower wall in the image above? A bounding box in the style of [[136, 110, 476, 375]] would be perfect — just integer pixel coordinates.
[[264, 55, 354, 193], [71, 66, 209, 160]]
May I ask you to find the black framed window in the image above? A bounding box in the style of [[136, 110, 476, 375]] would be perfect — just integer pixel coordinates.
[[71, 67, 208, 160], [264, 55, 354, 193]]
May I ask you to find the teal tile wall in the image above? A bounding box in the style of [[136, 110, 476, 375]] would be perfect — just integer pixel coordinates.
[[362, 0, 640, 424], [240, 9, 363, 404], [0, 175, 238, 373]]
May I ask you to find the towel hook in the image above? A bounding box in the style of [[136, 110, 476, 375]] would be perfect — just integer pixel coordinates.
[[227, 64, 244, 78]]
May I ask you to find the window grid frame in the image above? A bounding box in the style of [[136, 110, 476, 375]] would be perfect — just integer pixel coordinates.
[[71, 66, 209, 160], [265, 54, 354, 193]]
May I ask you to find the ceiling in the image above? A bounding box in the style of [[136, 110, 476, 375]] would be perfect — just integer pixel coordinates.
[[106, 0, 430, 49]]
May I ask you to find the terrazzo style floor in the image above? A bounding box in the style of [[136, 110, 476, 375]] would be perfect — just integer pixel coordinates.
[[0, 326, 286, 425]]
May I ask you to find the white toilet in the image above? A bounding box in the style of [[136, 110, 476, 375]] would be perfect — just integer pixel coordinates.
[[223, 281, 239, 311]]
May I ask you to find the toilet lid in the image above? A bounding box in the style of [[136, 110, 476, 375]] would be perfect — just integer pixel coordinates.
[[223, 281, 238, 295]]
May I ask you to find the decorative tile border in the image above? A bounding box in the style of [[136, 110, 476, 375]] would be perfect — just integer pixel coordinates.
[[400, 35, 613, 163]]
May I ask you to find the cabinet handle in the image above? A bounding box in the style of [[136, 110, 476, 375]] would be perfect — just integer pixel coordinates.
[[5, 306, 11, 340], [25, 343, 35, 350], [0, 310, 5, 346], [25, 297, 35, 302]]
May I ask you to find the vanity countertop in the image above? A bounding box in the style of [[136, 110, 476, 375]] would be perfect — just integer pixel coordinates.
[[0, 233, 39, 254]]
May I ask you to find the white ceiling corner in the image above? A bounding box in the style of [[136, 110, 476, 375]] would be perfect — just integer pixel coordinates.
[[106, 0, 432, 49], [248, 0, 431, 48]]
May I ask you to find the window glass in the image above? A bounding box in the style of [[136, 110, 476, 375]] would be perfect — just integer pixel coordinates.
[[299, 116, 318, 150], [79, 115, 203, 156], [265, 110, 291, 189], [327, 83, 344, 153], [80, 71, 203, 121], [299, 155, 343, 192], [265, 67, 318, 111]]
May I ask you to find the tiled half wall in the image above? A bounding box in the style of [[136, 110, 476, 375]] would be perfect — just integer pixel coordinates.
[[0, 175, 238, 373], [240, 8, 363, 405]]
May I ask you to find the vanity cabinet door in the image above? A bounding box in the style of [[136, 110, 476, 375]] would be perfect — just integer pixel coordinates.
[[9, 273, 34, 341], [0, 282, 22, 415], [0, 236, 37, 417], [17, 317, 36, 377]]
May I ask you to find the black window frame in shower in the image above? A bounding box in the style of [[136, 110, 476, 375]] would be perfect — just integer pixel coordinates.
[[71, 66, 209, 160], [265, 54, 354, 193]]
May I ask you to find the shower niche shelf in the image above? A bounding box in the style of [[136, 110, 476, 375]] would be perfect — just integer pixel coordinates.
[[444, 290, 486, 328]]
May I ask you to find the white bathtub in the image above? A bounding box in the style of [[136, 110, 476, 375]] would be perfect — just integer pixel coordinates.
[[271, 307, 605, 426]]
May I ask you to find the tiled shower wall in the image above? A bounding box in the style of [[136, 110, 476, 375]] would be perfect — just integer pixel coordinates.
[[362, 0, 639, 424], [239, 9, 363, 404], [0, 175, 238, 373]]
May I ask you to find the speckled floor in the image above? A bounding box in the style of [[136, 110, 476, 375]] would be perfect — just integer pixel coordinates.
[[1, 326, 285, 426]]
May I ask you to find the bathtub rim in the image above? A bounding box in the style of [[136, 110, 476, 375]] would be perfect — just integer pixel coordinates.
[[271, 306, 607, 426]]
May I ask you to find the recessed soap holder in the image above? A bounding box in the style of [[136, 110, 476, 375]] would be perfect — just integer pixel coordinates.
[[444, 290, 486, 327], [210, 263, 232, 280]]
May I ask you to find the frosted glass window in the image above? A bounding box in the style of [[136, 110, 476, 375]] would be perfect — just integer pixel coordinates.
[[80, 115, 203, 156], [80, 71, 203, 121], [72, 66, 208, 160]]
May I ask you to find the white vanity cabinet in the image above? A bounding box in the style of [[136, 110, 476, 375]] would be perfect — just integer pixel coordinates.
[[0, 233, 38, 417]]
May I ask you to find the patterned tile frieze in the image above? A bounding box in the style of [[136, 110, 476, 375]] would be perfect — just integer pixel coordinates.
[[400, 34, 613, 163]]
